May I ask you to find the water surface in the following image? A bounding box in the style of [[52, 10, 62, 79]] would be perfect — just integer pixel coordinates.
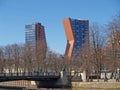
[[0, 88, 120, 90]]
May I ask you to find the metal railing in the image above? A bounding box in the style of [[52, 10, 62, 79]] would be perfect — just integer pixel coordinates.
[[0, 72, 60, 77]]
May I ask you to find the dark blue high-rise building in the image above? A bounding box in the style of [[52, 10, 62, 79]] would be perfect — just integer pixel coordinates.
[[63, 18, 89, 58]]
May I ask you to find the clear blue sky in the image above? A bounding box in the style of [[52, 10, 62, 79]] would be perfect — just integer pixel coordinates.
[[0, 0, 120, 54]]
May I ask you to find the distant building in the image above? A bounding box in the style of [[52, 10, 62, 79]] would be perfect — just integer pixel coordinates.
[[108, 30, 120, 49], [107, 30, 120, 59], [25, 22, 47, 60], [63, 18, 89, 58]]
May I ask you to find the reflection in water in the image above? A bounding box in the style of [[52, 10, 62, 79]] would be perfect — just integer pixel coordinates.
[[0, 88, 22, 90], [71, 88, 106, 90], [36, 88, 120, 90], [0, 88, 120, 90], [72, 88, 120, 90], [38, 88, 120, 90]]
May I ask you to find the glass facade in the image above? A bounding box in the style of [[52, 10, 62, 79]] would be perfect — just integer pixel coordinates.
[[71, 19, 89, 57], [25, 24, 36, 46]]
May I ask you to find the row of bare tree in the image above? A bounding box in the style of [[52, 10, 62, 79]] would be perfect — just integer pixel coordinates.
[[0, 44, 34, 73], [0, 43, 70, 74], [80, 12, 120, 79]]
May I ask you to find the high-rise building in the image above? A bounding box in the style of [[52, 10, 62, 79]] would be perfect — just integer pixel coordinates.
[[25, 22, 47, 60], [63, 18, 89, 58]]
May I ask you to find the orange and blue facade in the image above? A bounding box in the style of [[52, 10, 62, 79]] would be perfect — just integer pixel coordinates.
[[63, 18, 89, 58]]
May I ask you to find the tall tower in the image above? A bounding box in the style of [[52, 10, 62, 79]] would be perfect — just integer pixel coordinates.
[[63, 18, 89, 58], [25, 22, 47, 60]]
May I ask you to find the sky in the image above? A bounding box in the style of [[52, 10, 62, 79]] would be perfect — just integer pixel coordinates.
[[0, 0, 120, 54]]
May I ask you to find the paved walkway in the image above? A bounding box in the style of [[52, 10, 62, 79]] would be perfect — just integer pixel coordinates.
[[72, 80, 120, 89], [91, 79, 119, 82]]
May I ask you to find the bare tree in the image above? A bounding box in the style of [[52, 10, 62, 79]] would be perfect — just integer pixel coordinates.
[[0, 47, 5, 73], [11, 44, 22, 74], [45, 49, 70, 73], [90, 23, 106, 81], [45, 50, 59, 72], [107, 12, 120, 74], [35, 41, 47, 72], [4, 45, 14, 73], [21, 44, 35, 73], [79, 42, 91, 79]]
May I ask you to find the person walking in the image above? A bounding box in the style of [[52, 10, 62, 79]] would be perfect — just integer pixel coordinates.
[[116, 73, 119, 82]]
